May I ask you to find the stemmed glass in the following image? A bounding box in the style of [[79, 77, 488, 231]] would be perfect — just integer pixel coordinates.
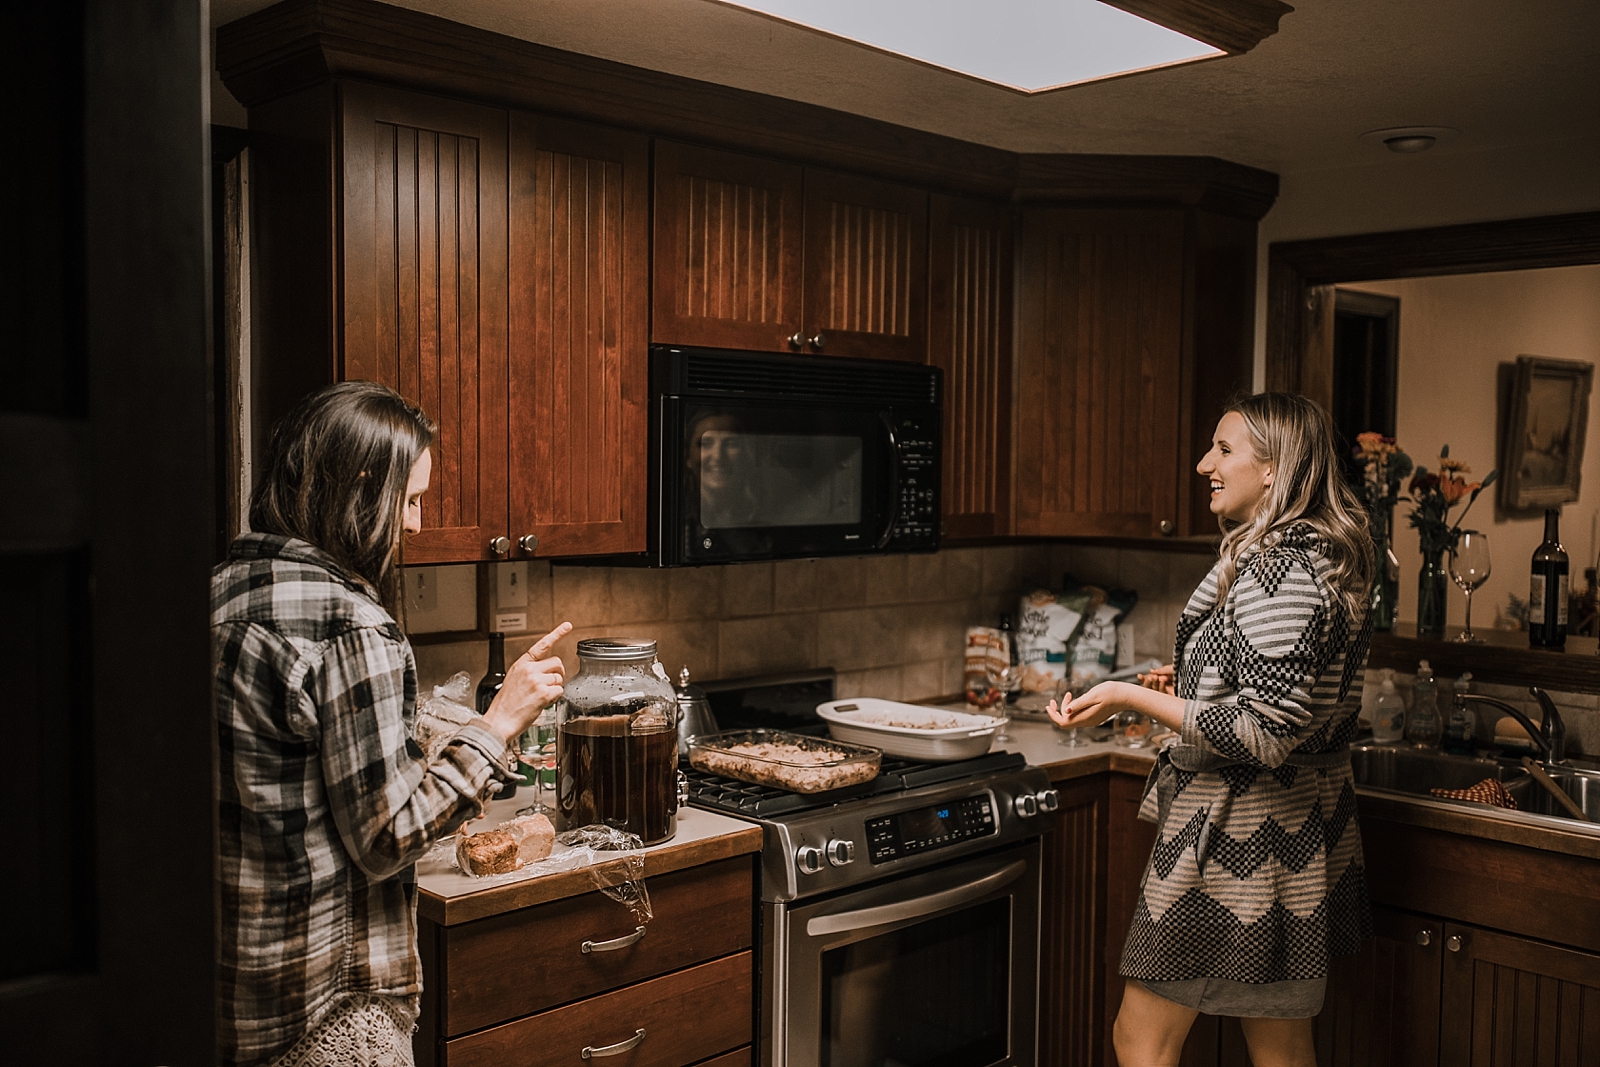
[[516, 707, 560, 816], [991, 665, 1017, 742], [1450, 530, 1492, 644]]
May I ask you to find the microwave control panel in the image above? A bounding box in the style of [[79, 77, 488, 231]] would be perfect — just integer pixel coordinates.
[[866, 793, 996, 864], [888, 411, 940, 549]]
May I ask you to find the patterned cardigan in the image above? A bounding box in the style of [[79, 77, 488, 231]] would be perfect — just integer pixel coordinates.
[[1121, 524, 1374, 985]]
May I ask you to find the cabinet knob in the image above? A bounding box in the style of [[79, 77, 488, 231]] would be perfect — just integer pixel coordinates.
[[488, 536, 511, 556], [518, 534, 540, 554], [1446, 935, 1464, 953], [1415, 929, 1432, 947], [808, 332, 825, 350], [788, 331, 805, 349], [1158, 519, 1176, 536]]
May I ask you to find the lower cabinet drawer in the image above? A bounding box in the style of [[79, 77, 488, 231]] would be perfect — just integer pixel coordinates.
[[444, 856, 754, 1035], [691, 1050, 750, 1067], [442, 951, 753, 1067]]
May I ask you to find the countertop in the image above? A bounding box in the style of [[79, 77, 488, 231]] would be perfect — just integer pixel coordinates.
[[416, 803, 763, 925], [990, 719, 1160, 779]]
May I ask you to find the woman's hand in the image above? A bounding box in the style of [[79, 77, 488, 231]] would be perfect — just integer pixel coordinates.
[[1137, 664, 1176, 696], [481, 622, 573, 745], [1046, 681, 1150, 730]]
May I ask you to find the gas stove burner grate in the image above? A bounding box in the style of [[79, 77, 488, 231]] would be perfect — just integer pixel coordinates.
[[682, 749, 1028, 818]]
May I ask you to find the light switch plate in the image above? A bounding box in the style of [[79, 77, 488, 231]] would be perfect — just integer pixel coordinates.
[[406, 568, 438, 612], [401, 564, 478, 634], [496, 561, 529, 609]]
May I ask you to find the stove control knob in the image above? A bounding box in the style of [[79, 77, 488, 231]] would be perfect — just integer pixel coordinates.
[[1013, 793, 1039, 818], [826, 838, 856, 867], [1036, 789, 1060, 813], [795, 845, 826, 875]]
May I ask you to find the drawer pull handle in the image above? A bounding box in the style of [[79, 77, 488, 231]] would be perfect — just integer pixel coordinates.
[[582, 926, 646, 954], [581, 1028, 646, 1059]]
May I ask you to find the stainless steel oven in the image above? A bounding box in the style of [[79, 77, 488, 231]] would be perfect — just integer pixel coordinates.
[[651, 344, 941, 565], [765, 840, 1042, 1067]]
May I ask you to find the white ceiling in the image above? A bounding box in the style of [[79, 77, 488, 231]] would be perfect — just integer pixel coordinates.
[[211, 0, 1600, 179]]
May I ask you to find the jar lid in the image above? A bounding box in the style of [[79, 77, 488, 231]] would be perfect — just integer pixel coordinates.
[[576, 638, 659, 661]]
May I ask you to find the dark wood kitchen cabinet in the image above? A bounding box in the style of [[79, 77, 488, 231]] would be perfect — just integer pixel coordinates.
[[929, 194, 1013, 538], [1315, 906, 1444, 1067], [1012, 205, 1257, 541], [1014, 208, 1186, 540], [247, 79, 650, 562], [507, 114, 650, 557], [341, 82, 510, 563], [1438, 923, 1600, 1065], [653, 140, 928, 362], [416, 855, 758, 1067]]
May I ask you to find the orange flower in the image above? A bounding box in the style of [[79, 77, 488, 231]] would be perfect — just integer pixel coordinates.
[[1439, 475, 1480, 505]]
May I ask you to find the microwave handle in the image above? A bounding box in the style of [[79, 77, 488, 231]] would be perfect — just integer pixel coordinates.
[[875, 412, 901, 550], [805, 859, 1026, 937]]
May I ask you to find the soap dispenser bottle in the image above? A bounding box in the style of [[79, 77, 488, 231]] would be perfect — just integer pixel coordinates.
[[1443, 672, 1479, 755], [1406, 659, 1443, 749], [1371, 669, 1406, 744]]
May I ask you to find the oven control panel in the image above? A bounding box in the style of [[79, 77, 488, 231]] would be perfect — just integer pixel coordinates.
[[865, 793, 995, 864]]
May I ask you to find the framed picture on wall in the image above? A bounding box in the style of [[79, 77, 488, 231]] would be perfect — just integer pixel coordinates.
[[1500, 355, 1593, 510]]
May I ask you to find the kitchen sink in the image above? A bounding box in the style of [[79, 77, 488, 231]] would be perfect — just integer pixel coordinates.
[[1349, 742, 1531, 800], [1521, 767, 1600, 822]]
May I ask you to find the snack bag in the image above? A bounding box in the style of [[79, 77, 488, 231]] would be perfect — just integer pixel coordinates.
[[1015, 588, 1092, 692], [1062, 581, 1139, 690], [963, 626, 1009, 707]]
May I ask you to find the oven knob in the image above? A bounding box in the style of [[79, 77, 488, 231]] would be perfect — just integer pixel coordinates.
[[1036, 789, 1060, 813], [796, 845, 826, 875], [826, 839, 856, 867], [1013, 794, 1039, 818]]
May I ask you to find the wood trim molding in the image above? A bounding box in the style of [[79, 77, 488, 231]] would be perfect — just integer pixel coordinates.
[[1265, 211, 1600, 393], [216, 0, 1279, 219], [1102, 0, 1295, 56]]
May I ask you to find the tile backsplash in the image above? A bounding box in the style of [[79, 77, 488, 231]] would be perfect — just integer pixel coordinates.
[[408, 542, 1219, 701]]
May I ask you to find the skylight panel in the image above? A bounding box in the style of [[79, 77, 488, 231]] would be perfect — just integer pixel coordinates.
[[713, 0, 1224, 93]]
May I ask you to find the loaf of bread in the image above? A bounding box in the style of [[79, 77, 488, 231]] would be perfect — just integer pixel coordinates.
[[456, 829, 521, 876], [498, 813, 556, 863]]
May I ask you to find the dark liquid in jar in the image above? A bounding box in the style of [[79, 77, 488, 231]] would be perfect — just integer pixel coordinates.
[[557, 712, 678, 844]]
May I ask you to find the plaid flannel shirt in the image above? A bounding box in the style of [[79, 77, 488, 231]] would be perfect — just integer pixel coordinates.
[[212, 533, 516, 1066]]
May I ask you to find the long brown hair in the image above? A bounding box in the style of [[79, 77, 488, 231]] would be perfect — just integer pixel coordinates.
[[249, 381, 436, 613], [1213, 392, 1373, 622]]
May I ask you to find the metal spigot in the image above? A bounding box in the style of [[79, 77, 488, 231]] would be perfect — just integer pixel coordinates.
[[1456, 686, 1566, 766]]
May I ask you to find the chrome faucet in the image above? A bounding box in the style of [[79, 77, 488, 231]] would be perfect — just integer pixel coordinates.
[[1455, 687, 1567, 766]]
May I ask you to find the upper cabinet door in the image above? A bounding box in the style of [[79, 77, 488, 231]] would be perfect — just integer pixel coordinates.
[[652, 141, 804, 352], [1014, 208, 1184, 538], [507, 114, 650, 557], [341, 83, 509, 563], [803, 169, 929, 362], [929, 194, 1012, 538]]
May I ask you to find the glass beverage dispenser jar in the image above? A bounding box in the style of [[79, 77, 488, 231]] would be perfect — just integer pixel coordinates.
[[557, 638, 680, 844]]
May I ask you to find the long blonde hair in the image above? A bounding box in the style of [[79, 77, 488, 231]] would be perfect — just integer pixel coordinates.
[[1213, 393, 1373, 622]]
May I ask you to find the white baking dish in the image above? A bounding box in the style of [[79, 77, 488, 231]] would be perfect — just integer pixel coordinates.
[[815, 698, 1008, 761]]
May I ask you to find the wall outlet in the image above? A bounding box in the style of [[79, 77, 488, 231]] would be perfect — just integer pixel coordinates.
[[406, 568, 439, 612], [401, 564, 478, 634], [495, 611, 528, 632], [496, 561, 529, 609]]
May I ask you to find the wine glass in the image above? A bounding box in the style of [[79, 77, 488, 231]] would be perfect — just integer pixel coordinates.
[[1450, 530, 1492, 644], [516, 710, 560, 817], [1054, 679, 1082, 747], [991, 665, 1017, 742]]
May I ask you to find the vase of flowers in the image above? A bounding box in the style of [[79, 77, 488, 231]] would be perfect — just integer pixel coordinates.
[[1407, 446, 1498, 638], [1353, 433, 1412, 631]]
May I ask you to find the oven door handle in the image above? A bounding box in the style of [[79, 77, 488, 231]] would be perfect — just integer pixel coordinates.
[[805, 859, 1026, 937], [874, 411, 901, 550]]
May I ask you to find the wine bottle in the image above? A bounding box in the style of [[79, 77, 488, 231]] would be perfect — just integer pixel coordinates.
[[476, 631, 514, 798], [1529, 510, 1569, 650]]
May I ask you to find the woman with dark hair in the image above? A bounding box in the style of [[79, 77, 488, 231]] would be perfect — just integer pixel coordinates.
[[1050, 393, 1375, 1067], [213, 381, 570, 1067]]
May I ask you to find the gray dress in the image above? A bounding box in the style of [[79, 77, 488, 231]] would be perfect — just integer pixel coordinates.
[[1120, 524, 1374, 1017]]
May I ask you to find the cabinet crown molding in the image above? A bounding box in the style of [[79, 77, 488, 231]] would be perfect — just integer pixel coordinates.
[[218, 0, 1278, 219]]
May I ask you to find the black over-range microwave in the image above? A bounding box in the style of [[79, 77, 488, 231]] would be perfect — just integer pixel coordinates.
[[651, 344, 942, 566]]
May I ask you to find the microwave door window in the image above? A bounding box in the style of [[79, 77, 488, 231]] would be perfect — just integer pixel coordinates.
[[698, 430, 863, 530]]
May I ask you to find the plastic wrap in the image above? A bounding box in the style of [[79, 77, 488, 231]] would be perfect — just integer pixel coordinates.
[[415, 671, 480, 761]]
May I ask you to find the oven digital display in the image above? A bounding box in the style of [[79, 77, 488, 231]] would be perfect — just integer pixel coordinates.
[[866, 794, 995, 864]]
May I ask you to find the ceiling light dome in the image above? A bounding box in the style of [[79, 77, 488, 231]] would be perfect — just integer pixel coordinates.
[[1360, 126, 1460, 154]]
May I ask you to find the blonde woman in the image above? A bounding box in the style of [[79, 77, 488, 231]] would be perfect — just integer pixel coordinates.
[[1050, 393, 1374, 1067]]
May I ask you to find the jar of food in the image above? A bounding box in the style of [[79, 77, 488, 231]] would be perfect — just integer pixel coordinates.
[[557, 638, 680, 844]]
